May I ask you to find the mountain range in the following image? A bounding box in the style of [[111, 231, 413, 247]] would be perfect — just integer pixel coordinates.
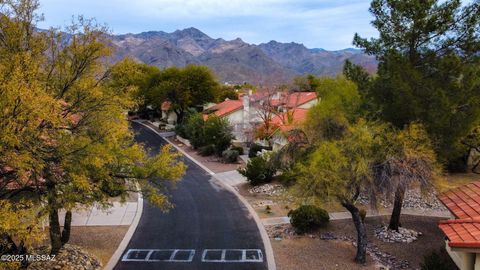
[[109, 27, 377, 85]]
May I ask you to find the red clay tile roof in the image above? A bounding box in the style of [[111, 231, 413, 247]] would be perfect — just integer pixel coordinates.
[[439, 182, 480, 219], [439, 181, 480, 248], [161, 101, 171, 111], [271, 92, 317, 108], [439, 218, 480, 248], [270, 108, 309, 132], [203, 99, 243, 118]]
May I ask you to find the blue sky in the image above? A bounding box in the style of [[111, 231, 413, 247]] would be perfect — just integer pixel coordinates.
[[37, 0, 378, 50]]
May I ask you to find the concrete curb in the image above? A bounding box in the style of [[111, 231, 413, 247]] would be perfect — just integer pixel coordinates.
[[104, 184, 143, 270], [135, 120, 276, 270]]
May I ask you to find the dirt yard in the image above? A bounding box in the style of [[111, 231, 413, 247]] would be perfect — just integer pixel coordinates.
[[273, 238, 377, 270], [270, 215, 458, 270]]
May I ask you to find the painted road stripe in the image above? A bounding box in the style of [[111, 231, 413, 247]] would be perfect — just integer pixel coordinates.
[[121, 249, 264, 263], [201, 249, 263, 263], [121, 249, 195, 262]]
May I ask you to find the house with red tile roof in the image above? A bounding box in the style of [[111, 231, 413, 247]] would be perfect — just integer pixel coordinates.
[[270, 92, 318, 109], [201, 91, 318, 144], [203, 99, 247, 141], [160, 101, 178, 125], [438, 181, 480, 270], [268, 109, 309, 150], [203, 99, 244, 119]]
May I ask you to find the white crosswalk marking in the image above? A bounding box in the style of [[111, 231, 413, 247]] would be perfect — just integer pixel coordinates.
[[201, 249, 263, 263], [121, 249, 195, 262], [121, 248, 263, 263]]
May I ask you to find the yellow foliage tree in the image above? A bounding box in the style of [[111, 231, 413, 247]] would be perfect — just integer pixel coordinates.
[[0, 0, 186, 257]]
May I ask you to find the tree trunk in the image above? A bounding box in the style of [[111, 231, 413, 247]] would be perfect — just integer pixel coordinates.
[[47, 183, 62, 255], [48, 206, 62, 255], [0, 233, 18, 254], [343, 202, 367, 264], [388, 186, 406, 231], [61, 210, 72, 245]]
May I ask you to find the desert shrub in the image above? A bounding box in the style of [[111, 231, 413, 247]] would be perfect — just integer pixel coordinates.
[[204, 116, 234, 156], [420, 249, 457, 270], [183, 113, 206, 148], [175, 123, 188, 138], [277, 169, 299, 186], [248, 143, 272, 158], [198, 144, 215, 156], [238, 155, 275, 185], [222, 149, 239, 163], [231, 146, 244, 155], [288, 205, 330, 234]]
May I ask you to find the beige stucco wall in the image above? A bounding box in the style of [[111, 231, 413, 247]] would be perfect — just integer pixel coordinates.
[[162, 111, 177, 124], [446, 240, 480, 270], [298, 98, 319, 109]]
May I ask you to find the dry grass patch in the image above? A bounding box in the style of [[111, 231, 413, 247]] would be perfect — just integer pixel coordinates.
[[67, 226, 129, 266]]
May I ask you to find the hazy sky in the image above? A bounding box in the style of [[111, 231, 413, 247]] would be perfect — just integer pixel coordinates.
[[36, 0, 378, 50]]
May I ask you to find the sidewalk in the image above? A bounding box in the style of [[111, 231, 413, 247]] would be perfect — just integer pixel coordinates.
[[58, 201, 140, 226], [261, 208, 452, 226], [214, 170, 248, 186]]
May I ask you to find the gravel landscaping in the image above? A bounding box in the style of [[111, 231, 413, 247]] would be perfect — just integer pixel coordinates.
[[28, 244, 102, 270], [357, 189, 447, 212], [374, 226, 422, 243]]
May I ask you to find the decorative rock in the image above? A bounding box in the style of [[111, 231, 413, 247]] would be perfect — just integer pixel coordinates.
[[249, 184, 285, 196], [28, 244, 102, 270], [265, 224, 297, 239], [358, 189, 447, 212], [374, 226, 421, 243]]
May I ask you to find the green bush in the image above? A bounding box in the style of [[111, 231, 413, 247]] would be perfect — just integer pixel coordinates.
[[238, 155, 275, 185], [288, 205, 330, 234], [175, 123, 188, 138], [248, 143, 272, 158], [204, 116, 234, 156], [222, 149, 239, 163], [231, 146, 244, 155], [183, 113, 207, 148], [198, 144, 215, 156], [277, 169, 299, 186], [420, 249, 457, 270]]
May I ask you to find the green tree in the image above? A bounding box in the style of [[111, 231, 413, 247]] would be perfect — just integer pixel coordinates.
[[375, 123, 442, 231], [215, 85, 239, 102], [304, 77, 362, 142], [353, 0, 480, 171], [0, 0, 186, 256], [108, 58, 161, 114], [148, 65, 220, 122], [295, 120, 388, 264], [292, 74, 320, 92]]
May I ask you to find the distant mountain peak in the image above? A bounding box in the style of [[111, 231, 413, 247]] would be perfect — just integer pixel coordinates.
[[109, 27, 377, 85], [173, 27, 210, 39]]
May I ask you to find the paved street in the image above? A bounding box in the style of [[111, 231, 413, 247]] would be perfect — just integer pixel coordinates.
[[114, 122, 267, 270]]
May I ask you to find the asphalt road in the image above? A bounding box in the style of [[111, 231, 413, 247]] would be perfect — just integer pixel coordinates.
[[114, 122, 267, 270]]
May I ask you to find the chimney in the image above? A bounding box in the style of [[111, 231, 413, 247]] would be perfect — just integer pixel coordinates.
[[243, 94, 250, 130]]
